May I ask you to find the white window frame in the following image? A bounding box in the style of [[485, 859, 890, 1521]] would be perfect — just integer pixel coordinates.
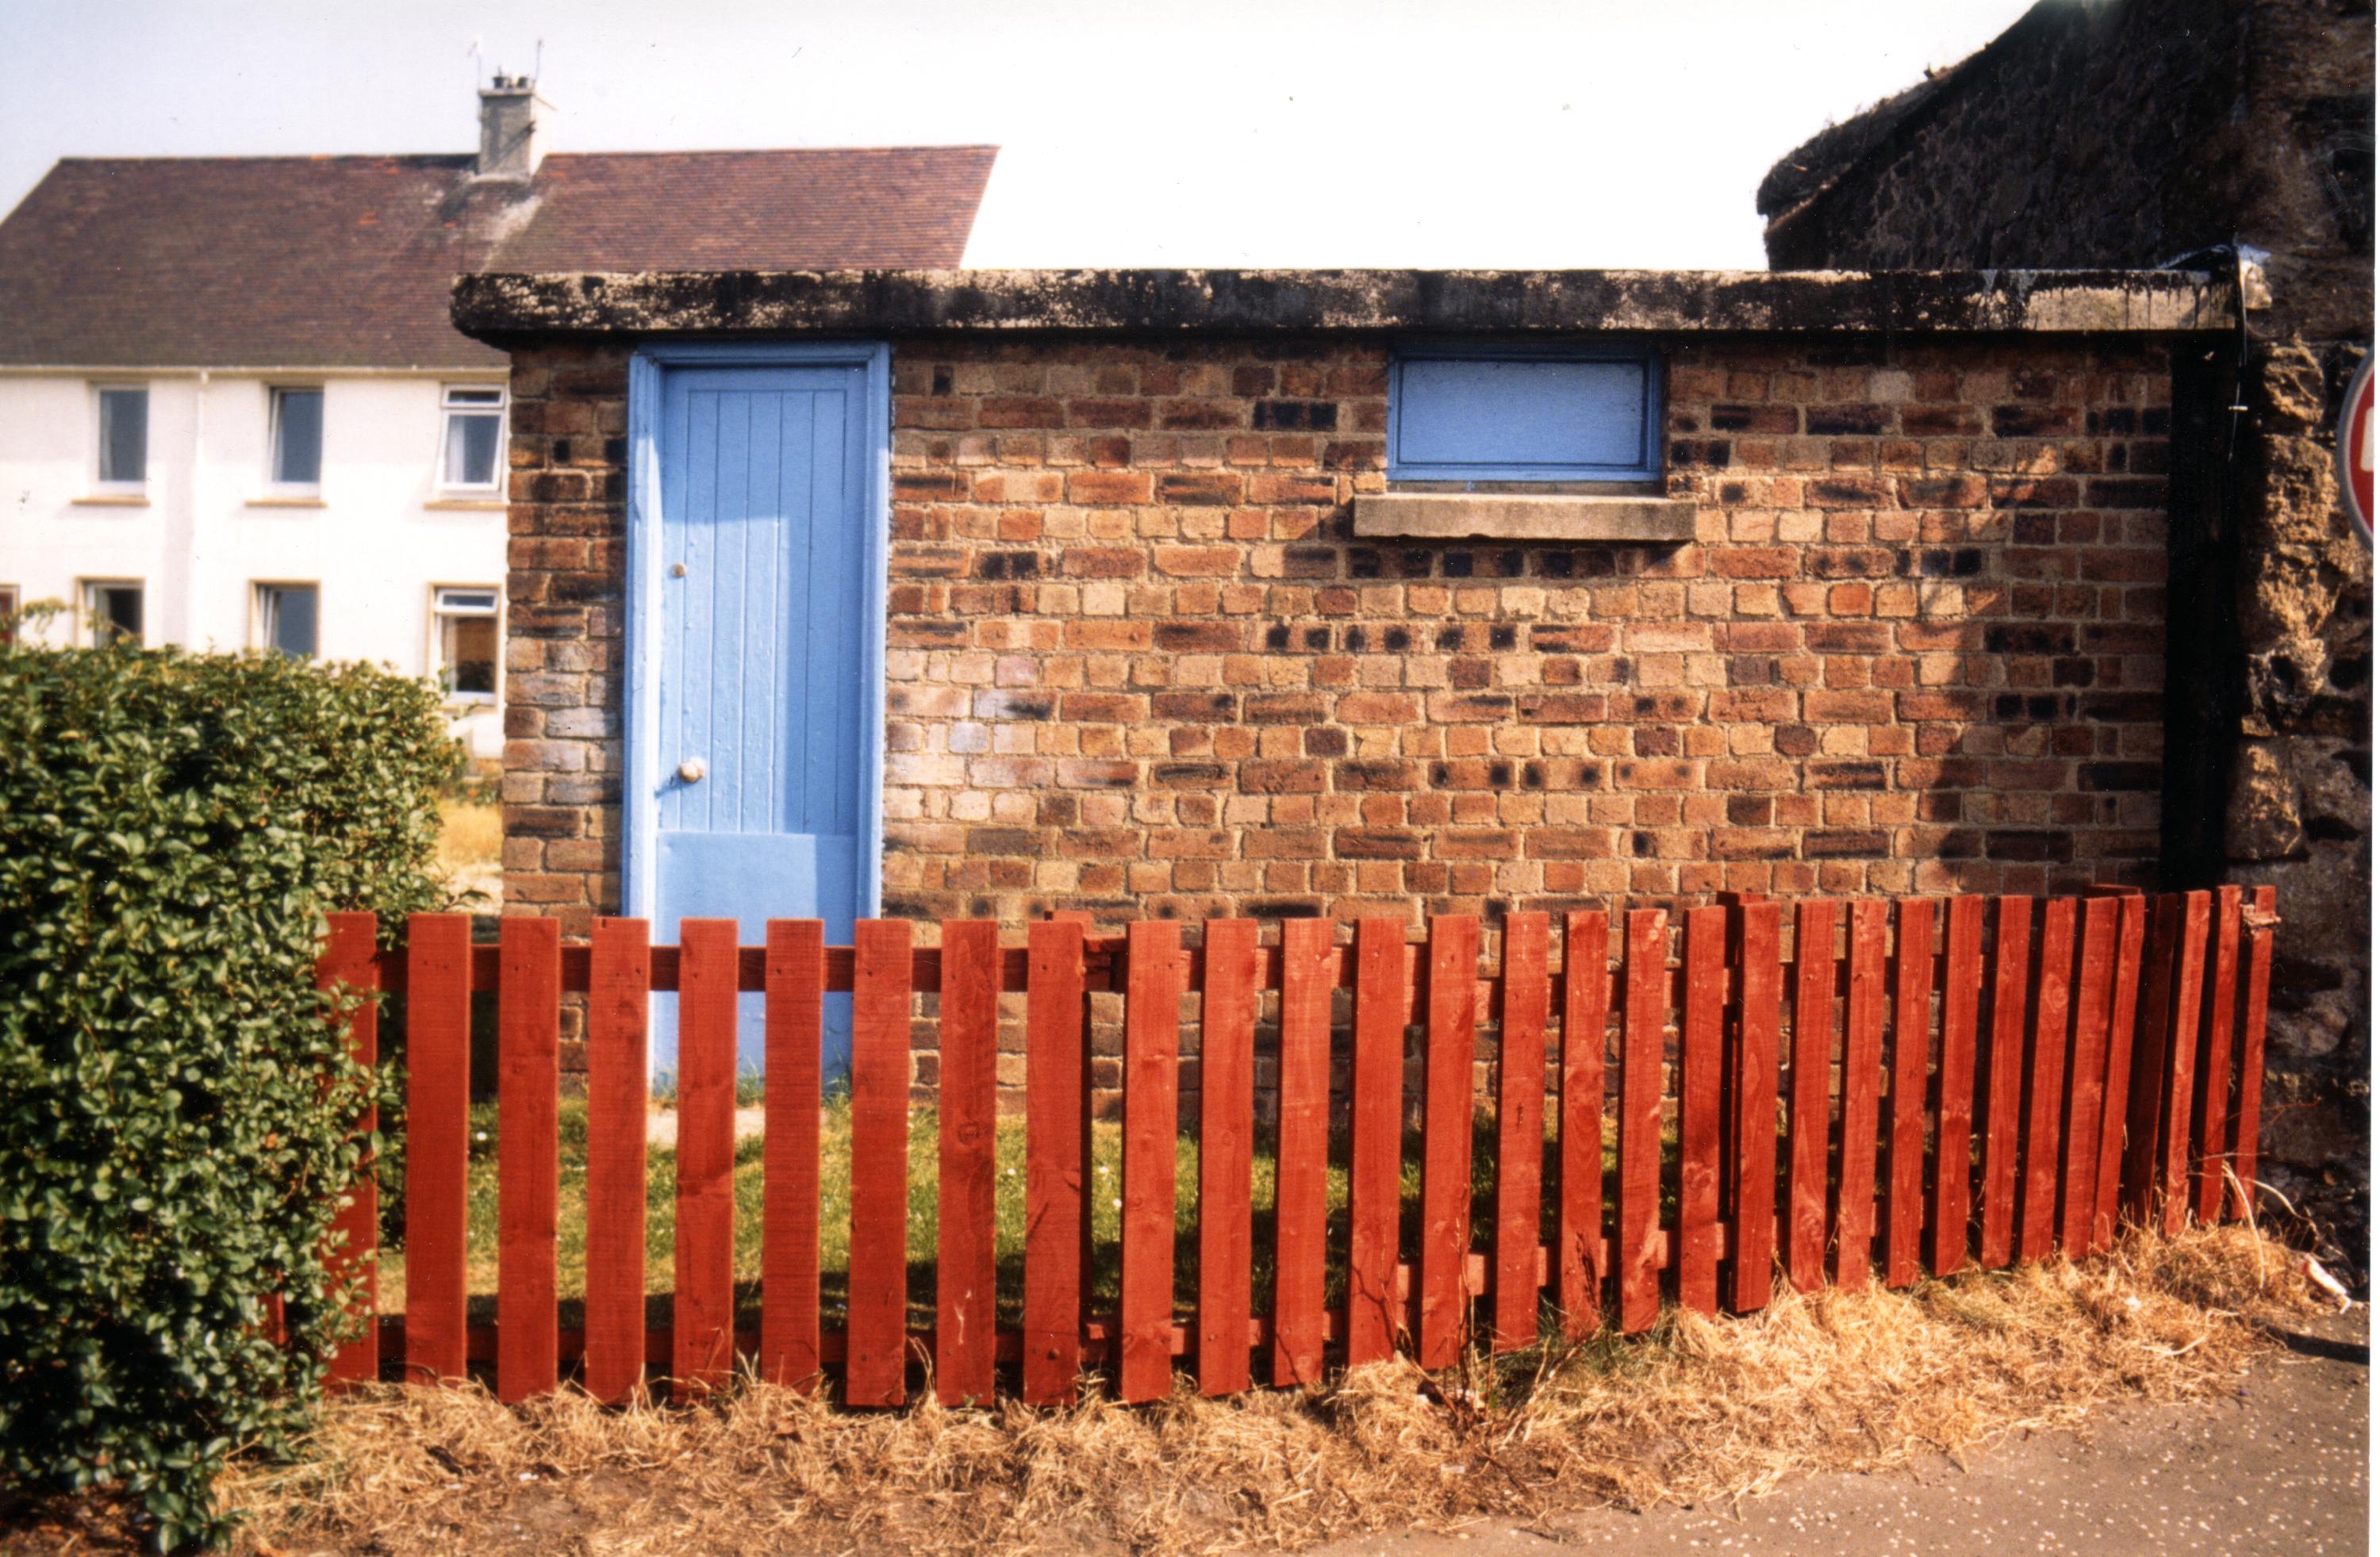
[[437, 383, 509, 493], [252, 581, 321, 660], [430, 584, 502, 703], [81, 579, 144, 648], [267, 385, 326, 496], [92, 383, 149, 495]]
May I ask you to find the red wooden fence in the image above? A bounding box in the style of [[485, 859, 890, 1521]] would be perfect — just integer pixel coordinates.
[[316, 886, 2277, 1404]]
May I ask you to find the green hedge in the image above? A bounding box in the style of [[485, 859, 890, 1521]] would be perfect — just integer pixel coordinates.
[[0, 642, 459, 1549]]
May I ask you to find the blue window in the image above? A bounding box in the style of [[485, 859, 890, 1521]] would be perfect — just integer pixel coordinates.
[[1388, 343, 1663, 482]]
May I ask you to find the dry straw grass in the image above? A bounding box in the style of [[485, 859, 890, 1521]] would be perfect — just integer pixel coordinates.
[[224, 1225, 2316, 1556]]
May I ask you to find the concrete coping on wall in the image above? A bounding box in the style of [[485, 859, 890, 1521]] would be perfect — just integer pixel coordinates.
[[1352, 493, 1696, 543], [449, 267, 2238, 343]]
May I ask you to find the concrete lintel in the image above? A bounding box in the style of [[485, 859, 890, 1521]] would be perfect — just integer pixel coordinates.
[[1352, 493, 1696, 543]]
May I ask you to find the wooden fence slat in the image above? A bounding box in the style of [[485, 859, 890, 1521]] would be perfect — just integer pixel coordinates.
[[1348, 918, 1410, 1364], [1730, 903, 1781, 1312], [1560, 911, 1612, 1333], [1930, 897, 1983, 1276], [585, 918, 651, 1402], [497, 915, 560, 1403], [1495, 913, 1552, 1348], [1676, 907, 1726, 1317], [1787, 900, 1837, 1294], [1978, 895, 2033, 1268], [1197, 919, 1259, 1395], [2090, 894, 2150, 1251], [1618, 909, 1668, 1333], [846, 919, 913, 1407], [2017, 899, 2075, 1264], [674, 919, 739, 1393], [1884, 898, 1934, 1288], [1023, 919, 1088, 1405], [1120, 919, 1184, 1403], [1419, 915, 1481, 1366], [2228, 885, 2278, 1221], [404, 914, 472, 1385], [2059, 897, 2119, 1258], [320, 912, 379, 1386], [936, 920, 1001, 1406], [2121, 895, 2184, 1224], [2158, 893, 2213, 1236], [762, 920, 823, 1389], [1833, 901, 1888, 1290], [2194, 886, 2244, 1225], [1273, 918, 1334, 1385]]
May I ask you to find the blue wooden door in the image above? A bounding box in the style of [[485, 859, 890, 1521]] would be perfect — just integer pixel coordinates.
[[645, 354, 885, 1080]]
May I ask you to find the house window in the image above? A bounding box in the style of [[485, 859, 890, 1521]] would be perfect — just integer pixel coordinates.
[[270, 387, 325, 490], [1388, 344, 1663, 483], [0, 586, 17, 648], [95, 385, 148, 490], [255, 584, 319, 659], [84, 581, 143, 647], [440, 385, 506, 489], [432, 585, 500, 700]]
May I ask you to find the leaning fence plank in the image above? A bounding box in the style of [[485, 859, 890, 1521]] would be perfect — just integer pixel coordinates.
[[1731, 903, 1782, 1312], [1931, 897, 1984, 1276], [762, 920, 823, 1390], [404, 914, 472, 1385], [937, 920, 1001, 1406], [1197, 919, 1259, 1395], [1023, 919, 1088, 1406], [1495, 912, 1552, 1348], [1273, 918, 1334, 1385], [2158, 893, 2213, 1236], [2059, 897, 2118, 1259], [1560, 911, 1613, 1333], [1419, 915, 1482, 1366], [1884, 898, 1934, 1288], [1677, 907, 1725, 1317], [2017, 898, 2075, 1264], [1833, 900, 1888, 1290], [497, 915, 561, 1403], [1787, 900, 1837, 1294], [847, 919, 914, 1407], [2121, 895, 2184, 1224], [1348, 918, 1410, 1364], [2091, 894, 2150, 1251], [674, 920, 739, 1393], [1121, 920, 1184, 1403], [1618, 909, 1668, 1333], [1979, 896, 2033, 1268], [2227, 886, 2278, 1220], [320, 912, 379, 1386], [2194, 886, 2244, 1225], [585, 918, 651, 1402]]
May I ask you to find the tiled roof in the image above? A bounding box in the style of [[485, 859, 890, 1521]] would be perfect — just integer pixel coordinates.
[[0, 146, 997, 369]]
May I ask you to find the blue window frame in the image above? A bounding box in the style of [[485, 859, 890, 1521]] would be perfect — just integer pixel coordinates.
[[1388, 343, 1663, 483]]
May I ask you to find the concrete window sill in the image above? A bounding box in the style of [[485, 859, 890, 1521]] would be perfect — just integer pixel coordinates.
[[424, 497, 508, 512], [71, 493, 150, 508], [1352, 492, 1694, 543], [247, 496, 328, 509]]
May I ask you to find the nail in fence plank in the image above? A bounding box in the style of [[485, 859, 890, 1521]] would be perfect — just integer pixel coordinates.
[[1273, 918, 1334, 1385], [1196, 919, 1259, 1395], [1559, 911, 1612, 1333], [585, 918, 652, 1402], [1348, 918, 1410, 1363], [1120, 920, 1185, 1402], [2193, 886, 2244, 1225], [762, 921, 823, 1389], [1833, 901, 1888, 1290], [2090, 894, 2150, 1252], [2121, 895, 2184, 1225], [1023, 919, 1088, 1405], [1419, 915, 1482, 1366], [1618, 909, 1668, 1333], [404, 914, 473, 1384], [2227, 886, 2277, 1221], [320, 912, 380, 1386], [2157, 893, 2213, 1236], [2059, 898, 2119, 1259], [1495, 913, 1552, 1348], [846, 919, 914, 1406], [1787, 900, 1838, 1294], [1930, 898, 1984, 1276], [674, 920, 739, 1393], [1884, 899, 1934, 1288], [2017, 899, 2075, 1264], [937, 920, 1001, 1406], [1978, 896, 2033, 1268], [1676, 907, 1726, 1317], [497, 915, 561, 1402], [1730, 903, 1781, 1313]]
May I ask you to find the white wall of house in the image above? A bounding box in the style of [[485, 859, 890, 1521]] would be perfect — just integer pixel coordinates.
[[0, 369, 509, 758]]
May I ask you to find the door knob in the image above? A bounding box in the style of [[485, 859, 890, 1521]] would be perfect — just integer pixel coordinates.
[[678, 757, 707, 783]]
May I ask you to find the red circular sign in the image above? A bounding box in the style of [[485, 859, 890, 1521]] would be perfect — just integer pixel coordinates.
[[2342, 354, 2374, 546]]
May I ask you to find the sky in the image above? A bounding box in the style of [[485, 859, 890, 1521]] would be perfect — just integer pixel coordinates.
[[0, 0, 2040, 270]]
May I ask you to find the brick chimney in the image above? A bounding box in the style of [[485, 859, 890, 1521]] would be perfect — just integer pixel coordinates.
[[476, 75, 541, 180]]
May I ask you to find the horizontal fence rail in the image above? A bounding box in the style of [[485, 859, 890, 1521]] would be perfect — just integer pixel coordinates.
[[315, 885, 2278, 1406]]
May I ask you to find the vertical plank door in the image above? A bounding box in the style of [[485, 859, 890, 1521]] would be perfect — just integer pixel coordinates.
[[936, 920, 1000, 1406], [404, 914, 473, 1384], [585, 918, 651, 1402], [1022, 919, 1088, 1405], [1196, 919, 1258, 1395], [1119, 920, 1185, 1403], [497, 915, 561, 1403], [1418, 915, 1480, 1367], [762, 919, 823, 1389], [846, 919, 913, 1407], [1273, 917, 1334, 1385]]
